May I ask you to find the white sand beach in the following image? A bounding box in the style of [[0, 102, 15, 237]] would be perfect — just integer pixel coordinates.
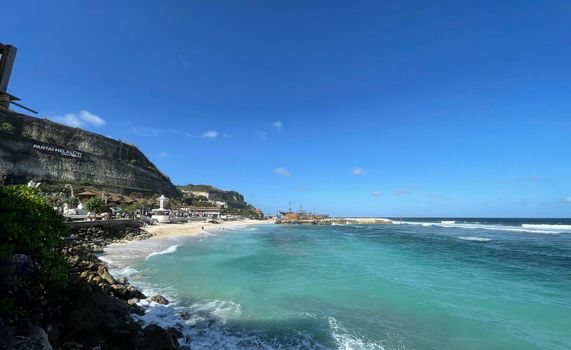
[[100, 219, 274, 267], [142, 218, 274, 240]]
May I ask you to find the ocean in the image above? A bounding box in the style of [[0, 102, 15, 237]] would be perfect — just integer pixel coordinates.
[[101, 219, 571, 349]]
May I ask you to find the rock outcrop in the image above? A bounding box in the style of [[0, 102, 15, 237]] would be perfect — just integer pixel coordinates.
[[0, 109, 179, 197]]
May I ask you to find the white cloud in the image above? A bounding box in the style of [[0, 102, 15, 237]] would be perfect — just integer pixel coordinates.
[[564, 196, 571, 203], [51, 110, 105, 128], [256, 131, 268, 140], [201, 130, 219, 139], [394, 189, 410, 196], [275, 167, 291, 177], [129, 127, 221, 140], [157, 152, 169, 159], [352, 167, 367, 176], [370, 192, 383, 197], [273, 120, 283, 132], [130, 127, 195, 137]]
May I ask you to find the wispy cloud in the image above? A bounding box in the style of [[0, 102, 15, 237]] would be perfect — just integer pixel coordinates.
[[393, 189, 410, 196], [130, 127, 220, 140], [130, 127, 196, 137], [51, 110, 105, 129], [352, 167, 367, 176], [501, 176, 550, 184], [275, 167, 291, 177], [256, 131, 268, 140], [178, 54, 191, 70], [273, 120, 283, 132], [511, 200, 532, 206], [370, 191, 383, 197], [201, 130, 219, 139], [256, 121, 284, 140], [564, 196, 571, 204], [427, 194, 452, 201], [157, 152, 169, 159]]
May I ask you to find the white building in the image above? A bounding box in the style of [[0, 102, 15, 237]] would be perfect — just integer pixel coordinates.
[[181, 190, 209, 199], [181, 206, 221, 219]]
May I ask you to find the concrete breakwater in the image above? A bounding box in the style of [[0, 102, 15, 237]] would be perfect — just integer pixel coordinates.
[[276, 217, 393, 225], [334, 217, 393, 224]]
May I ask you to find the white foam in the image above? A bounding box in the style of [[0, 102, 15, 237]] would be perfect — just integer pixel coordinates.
[[441, 220, 456, 224], [521, 224, 571, 231], [328, 317, 386, 350], [115, 266, 141, 277], [458, 236, 492, 242], [401, 221, 564, 234], [145, 244, 180, 260], [98, 255, 113, 264], [132, 297, 327, 350]]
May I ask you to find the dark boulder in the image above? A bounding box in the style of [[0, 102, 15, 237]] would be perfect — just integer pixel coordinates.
[[178, 311, 191, 321], [127, 285, 146, 299], [135, 324, 179, 350], [150, 294, 169, 305]]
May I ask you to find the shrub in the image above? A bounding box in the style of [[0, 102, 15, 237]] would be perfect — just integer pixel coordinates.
[[85, 197, 104, 213], [129, 159, 138, 166], [120, 202, 142, 216], [0, 186, 68, 318], [42, 134, 56, 144], [1, 122, 15, 133]]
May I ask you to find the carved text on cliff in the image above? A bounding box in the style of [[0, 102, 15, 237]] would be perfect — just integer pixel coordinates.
[[33, 144, 82, 159]]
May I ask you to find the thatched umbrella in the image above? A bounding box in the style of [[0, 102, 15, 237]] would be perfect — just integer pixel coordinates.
[[77, 191, 96, 199]]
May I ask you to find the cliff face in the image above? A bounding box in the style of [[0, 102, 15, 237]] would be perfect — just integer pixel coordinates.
[[178, 184, 252, 209], [0, 109, 179, 197]]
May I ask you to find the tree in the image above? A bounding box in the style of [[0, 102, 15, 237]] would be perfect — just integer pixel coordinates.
[[120, 202, 142, 216], [85, 197, 104, 213]]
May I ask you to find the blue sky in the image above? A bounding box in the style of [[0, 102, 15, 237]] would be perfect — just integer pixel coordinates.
[[3, 0, 571, 217]]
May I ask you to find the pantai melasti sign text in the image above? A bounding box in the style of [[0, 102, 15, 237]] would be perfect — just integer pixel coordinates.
[[33, 144, 82, 158]]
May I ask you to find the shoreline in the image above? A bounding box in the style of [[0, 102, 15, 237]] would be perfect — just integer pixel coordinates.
[[100, 219, 274, 274], [93, 219, 275, 348], [141, 218, 274, 240]]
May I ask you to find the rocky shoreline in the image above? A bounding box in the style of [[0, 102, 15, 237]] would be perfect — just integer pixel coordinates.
[[3, 223, 189, 350]]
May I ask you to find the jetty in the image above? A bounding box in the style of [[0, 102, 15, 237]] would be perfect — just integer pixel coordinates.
[[275, 208, 392, 225]]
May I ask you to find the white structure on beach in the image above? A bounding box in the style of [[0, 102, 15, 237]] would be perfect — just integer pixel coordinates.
[[151, 195, 171, 223]]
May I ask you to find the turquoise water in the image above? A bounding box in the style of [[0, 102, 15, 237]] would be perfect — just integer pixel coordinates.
[[105, 220, 571, 349]]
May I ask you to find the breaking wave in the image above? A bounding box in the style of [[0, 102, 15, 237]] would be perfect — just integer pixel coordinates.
[[328, 317, 387, 350], [401, 221, 569, 234], [458, 236, 492, 242], [145, 244, 180, 260], [133, 297, 348, 349], [521, 224, 571, 231]]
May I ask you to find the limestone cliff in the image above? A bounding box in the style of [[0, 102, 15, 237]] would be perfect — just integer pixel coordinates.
[[0, 109, 179, 197], [177, 183, 252, 209]]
